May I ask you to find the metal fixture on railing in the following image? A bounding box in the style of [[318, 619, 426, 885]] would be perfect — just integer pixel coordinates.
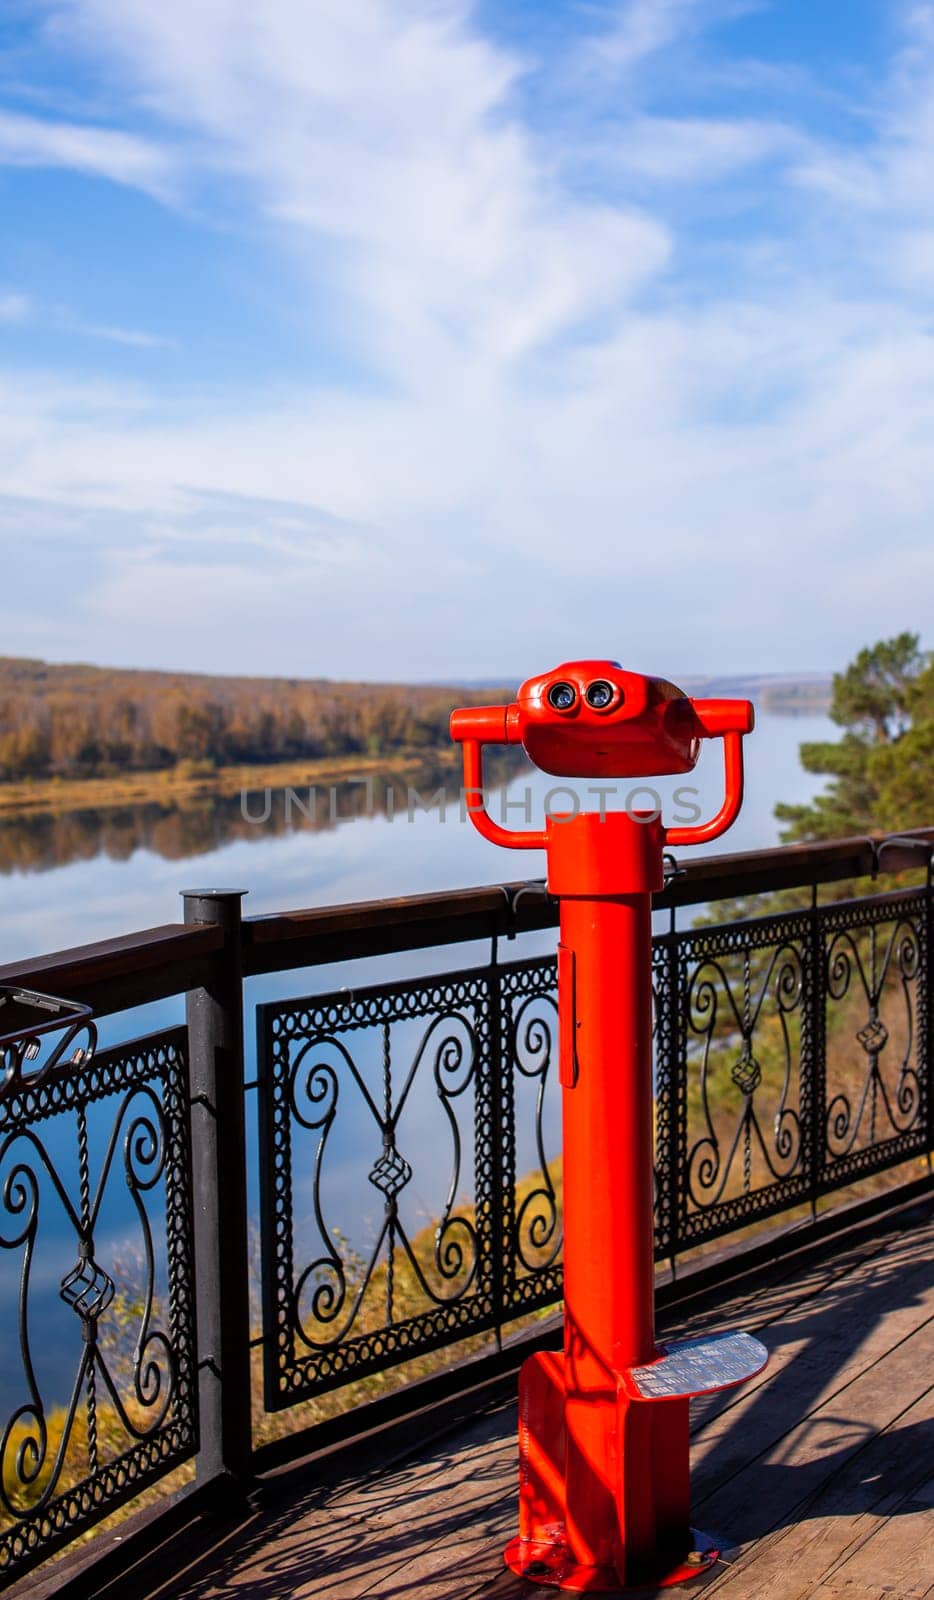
[[0, 985, 97, 1085]]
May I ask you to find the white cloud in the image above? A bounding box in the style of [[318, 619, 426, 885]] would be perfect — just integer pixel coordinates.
[[61, 319, 173, 348], [51, 0, 669, 382], [0, 291, 30, 323], [2, 267, 933, 681], [1, 0, 932, 679], [0, 107, 175, 197], [0, 292, 172, 346], [790, 5, 934, 226], [601, 114, 801, 183], [889, 224, 934, 286], [577, 0, 762, 78], [582, 0, 703, 72]]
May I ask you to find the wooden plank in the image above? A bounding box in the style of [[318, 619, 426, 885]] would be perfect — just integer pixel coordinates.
[[685, 1217, 934, 1445], [188, 1409, 519, 1600], [307, 1230, 934, 1600], [0, 922, 222, 987], [242, 828, 934, 974], [695, 1313, 934, 1561], [824, 1470, 934, 1598], [308, 1218, 934, 1599], [656, 1182, 934, 1338], [656, 834, 878, 909], [288, 1431, 519, 1599], [308, 1397, 514, 1507], [799, 1587, 888, 1600], [346, 1421, 524, 1600], [144, 1202, 934, 1600], [688, 1244, 934, 1499], [353, 1520, 520, 1600], [702, 1389, 933, 1598], [670, 1208, 933, 1360], [242, 880, 556, 976]]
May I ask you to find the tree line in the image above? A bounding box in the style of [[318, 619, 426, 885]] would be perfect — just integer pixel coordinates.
[[0, 658, 511, 782], [776, 631, 932, 840]]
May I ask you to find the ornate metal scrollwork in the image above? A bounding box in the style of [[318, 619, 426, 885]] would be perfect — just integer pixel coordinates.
[[510, 992, 561, 1273], [261, 971, 496, 1404], [664, 890, 929, 1252], [0, 1025, 196, 1577], [259, 951, 569, 1408], [685, 940, 805, 1216], [823, 910, 924, 1171], [667, 910, 812, 1248], [259, 886, 929, 1409]]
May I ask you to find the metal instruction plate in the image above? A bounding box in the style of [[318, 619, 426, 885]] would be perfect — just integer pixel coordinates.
[[624, 1329, 768, 1401]]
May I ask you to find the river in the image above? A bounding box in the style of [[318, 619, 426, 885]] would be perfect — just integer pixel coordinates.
[[0, 710, 832, 965]]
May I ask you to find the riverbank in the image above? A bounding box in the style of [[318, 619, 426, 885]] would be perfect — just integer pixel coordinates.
[[0, 747, 465, 820]]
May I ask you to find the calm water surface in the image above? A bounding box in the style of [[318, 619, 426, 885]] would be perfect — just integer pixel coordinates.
[[0, 712, 832, 965]]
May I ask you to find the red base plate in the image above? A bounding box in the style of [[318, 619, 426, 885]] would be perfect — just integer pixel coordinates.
[[504, 1527, 719, 1592]]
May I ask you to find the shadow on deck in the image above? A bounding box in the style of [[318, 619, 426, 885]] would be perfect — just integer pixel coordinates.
[[59, 1188, 933, 1600]]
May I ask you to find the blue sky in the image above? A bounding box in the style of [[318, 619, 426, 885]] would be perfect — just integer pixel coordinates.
[[1, 0, 932, 682]]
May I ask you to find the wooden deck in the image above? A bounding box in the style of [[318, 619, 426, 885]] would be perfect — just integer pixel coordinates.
[[149, 1195, 934, 1600]]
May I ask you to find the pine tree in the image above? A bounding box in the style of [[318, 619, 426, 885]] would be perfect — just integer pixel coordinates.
[[776, 633, 931, 840]]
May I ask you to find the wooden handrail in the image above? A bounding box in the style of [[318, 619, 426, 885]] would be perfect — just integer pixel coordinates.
[[0, 923, 224, 1013], [0, 828, 931, 1000]]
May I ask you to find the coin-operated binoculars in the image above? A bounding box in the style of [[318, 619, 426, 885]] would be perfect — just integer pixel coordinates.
[[451, 663, 768, 1593]]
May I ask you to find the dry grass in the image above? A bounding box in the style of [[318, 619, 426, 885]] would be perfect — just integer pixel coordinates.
[[0, 748, 463, 820]]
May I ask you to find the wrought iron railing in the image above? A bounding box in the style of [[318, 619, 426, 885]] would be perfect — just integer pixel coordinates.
[[0, 828, 930, 1593], [258, 952, 564, 1407], [0, 998, 196, 1580], [659, 887, 928, 1251], [257, 880, 931, 1410]]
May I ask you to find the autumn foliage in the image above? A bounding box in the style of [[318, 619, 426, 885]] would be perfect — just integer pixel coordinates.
[[0, 658, 509, 781]]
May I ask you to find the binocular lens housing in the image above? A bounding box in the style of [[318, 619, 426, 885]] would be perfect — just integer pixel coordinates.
[[585, 680, 615, 710], [547, 682, 577, 712]]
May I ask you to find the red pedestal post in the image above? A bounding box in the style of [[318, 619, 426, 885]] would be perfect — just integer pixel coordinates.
[[451, 663, 767, 1593]]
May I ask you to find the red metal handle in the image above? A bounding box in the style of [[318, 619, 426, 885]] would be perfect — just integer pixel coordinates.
[[460, 738, 547, 850], [451, 694, 752, 851], [451, 705, 546, 849], [689, 698, 755, 738], [449, 705, 512, 744], [665, 730, 746, 848]]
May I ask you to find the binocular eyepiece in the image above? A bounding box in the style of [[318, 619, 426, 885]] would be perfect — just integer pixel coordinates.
[[547, 681, 576, 711], [452, 660, 753, 781], [584, 679, 614, 710], [548, 678, 618, 712]]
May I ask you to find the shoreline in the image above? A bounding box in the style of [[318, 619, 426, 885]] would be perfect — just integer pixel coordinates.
[[0, 748, 464, 821]]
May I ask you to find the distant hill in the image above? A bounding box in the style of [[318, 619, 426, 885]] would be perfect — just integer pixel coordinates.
[[462, 668, 833, 712], [680, 672, 832, 713], [0, 657, 512, 783]]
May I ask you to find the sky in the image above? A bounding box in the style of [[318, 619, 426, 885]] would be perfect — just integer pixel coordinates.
[[1, 0, 933, 683]]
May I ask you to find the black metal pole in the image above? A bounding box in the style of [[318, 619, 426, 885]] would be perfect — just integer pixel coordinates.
[[183, 887, 252, 1488], [927, 857, 933, 1166]]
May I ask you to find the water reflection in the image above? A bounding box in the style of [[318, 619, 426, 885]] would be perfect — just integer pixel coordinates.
[[0, 752, 526, 876]]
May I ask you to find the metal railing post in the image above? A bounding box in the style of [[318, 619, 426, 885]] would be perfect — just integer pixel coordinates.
[[183, 887, 252, 1487], [660, 920, 682, 1270], [807, 880, 826, 1212], [487, 931, 506, 1346], [927, 858, 934, 1164]]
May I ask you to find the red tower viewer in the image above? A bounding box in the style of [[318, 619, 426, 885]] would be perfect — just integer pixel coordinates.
[[451, 662, 768, 1593]]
